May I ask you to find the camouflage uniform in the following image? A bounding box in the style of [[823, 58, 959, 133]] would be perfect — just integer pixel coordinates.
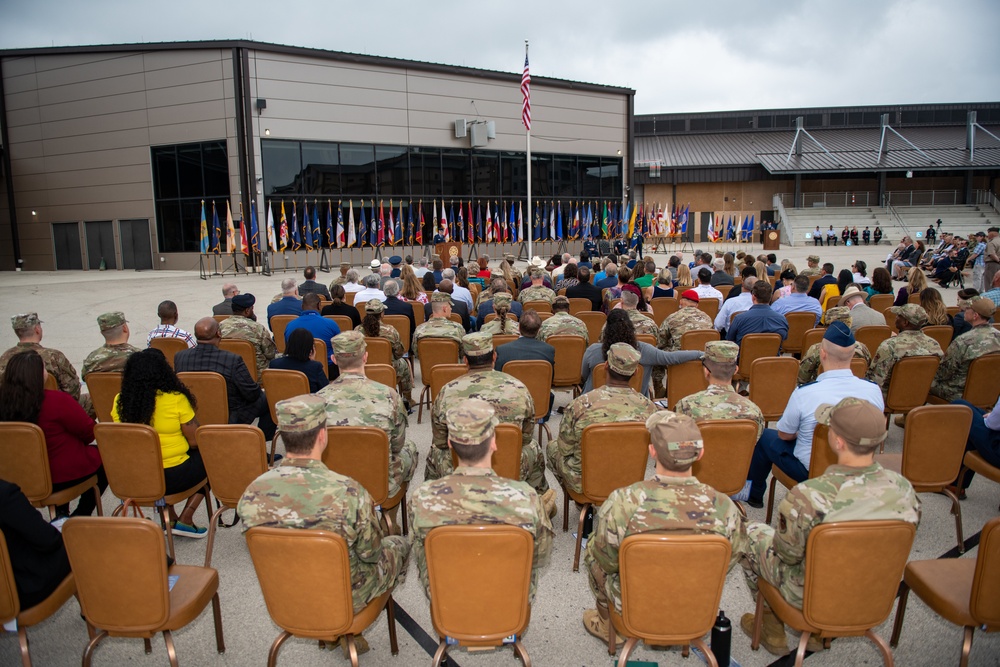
[[354, 322, 412, 396], [518, 285, 556, 305], [479, 317, 520, 336], [796, 306, 869, 385], [549, 344, 657, 493], [408, 399, 553, 601], [676, 385, 766, 440], [930, 323, 1000, 402], [538, 312, 589, 344], [237, 395, 409, 612], [740, 462, 920, 608], [81, 342, 140, 377], [219, 314, 277, 380], [600, 310, 658, 342], [412, 318, 466, 359], [866, 306, 943, 400], [800, 256, 822, 277], [658, 307, 714, 351]]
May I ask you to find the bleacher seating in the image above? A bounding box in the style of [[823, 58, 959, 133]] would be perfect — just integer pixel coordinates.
[[782, 204, 996, 246]]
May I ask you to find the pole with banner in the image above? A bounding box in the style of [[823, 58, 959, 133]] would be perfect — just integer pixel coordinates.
[[522, 41, 532, 263]]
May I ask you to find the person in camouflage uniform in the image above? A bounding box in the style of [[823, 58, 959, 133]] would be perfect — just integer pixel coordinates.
[[328, 262, 352, 292], [237, 394, 409, 621], [675, 341, 765, 440], [930, 296, 1000, 402], [316, 331, 417, 504], [518, 269, 556, 305], [866, 304, 943, 400], [599, 290, 659, 342], [409, 398, 553, 601], [478, 292, 520, 336], [583, 412, 748, 642], [800, 254, 822, 277], [658, 290, 715, 352], [738, 397, 920, 656], [797, 306, 871, 385], [538, 296, 589, 343], [218, 293, 277, 381], [355, 299, 413, 400], [428, 332, 552, 504], [80, 312, 140, 377], [550, 343, 658, 494], [412, 292, 465, 359]]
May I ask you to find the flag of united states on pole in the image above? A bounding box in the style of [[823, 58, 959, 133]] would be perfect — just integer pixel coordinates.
[[521, 54, 531, 130]]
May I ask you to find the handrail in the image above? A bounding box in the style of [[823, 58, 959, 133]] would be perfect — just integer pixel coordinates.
[[882, 198, 913, 242]]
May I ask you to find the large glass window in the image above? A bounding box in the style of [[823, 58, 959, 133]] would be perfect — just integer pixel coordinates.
[[261, 140, 301, 196], [301, 141, 341, 196], [471, 151, 498, 196], [440, 149, 470, 196], [151, 140, 230, 253], [376, 146, 409, 197], [340, 144, 376, 197]]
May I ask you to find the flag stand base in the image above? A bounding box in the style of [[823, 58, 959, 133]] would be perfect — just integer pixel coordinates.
[[422, 244, 434, 262], [373, 247, 383, 262], [318, 248, 330, 273], [199, 254, 209, 280], [261, 251, 272, 277], [517, 242, 529, 262], [556, 239, 568, 255], [466, 244, 479, 262]]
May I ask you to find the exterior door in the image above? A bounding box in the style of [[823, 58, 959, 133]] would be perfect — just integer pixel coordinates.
[[84, 220, 117, 270], [52, 222, 84, 270], [120, 219, 153, 270], [700, 211, 713, 242]]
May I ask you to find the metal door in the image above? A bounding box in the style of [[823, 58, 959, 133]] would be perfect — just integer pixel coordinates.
[[84, 220, 116, 270], [52, 222, 84, 270], [120, 219, 153, 270]]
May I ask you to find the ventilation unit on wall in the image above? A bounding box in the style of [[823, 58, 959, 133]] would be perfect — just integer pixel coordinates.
[[453, 119, 496, 147]]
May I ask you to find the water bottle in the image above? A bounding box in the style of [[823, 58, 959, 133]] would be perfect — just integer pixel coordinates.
[[710, 610, 731, 667]]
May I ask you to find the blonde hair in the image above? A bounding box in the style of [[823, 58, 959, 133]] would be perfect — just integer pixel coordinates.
[[780, 259, 797, 275], [906, 267, 927, 295], [754, 261, 767, 281], [919, 288, 949, 325], [723, 253, 736, 277], [399, 265, 424, 300], [675, 264, 692, 289]]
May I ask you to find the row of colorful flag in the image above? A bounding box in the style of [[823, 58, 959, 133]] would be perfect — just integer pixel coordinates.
[[706, 213, 757, 243]]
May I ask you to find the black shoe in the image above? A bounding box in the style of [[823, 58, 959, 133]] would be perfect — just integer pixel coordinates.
[[747, 498, 764, 509]]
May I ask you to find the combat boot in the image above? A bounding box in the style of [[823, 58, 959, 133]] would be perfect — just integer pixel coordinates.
[[582, 607, 624, 646], [741, 608, 788, 656], [382, 504, 401, 535], [340, 634, 370, 658], [540, 488, 557, 519]]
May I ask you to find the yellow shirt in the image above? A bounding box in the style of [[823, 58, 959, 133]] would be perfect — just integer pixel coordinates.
[[111, 391, 195, 469]]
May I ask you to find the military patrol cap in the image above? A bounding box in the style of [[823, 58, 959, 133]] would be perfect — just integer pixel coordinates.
[[704, 340, 739, 364], [680, 289, 700, 303], [815, 397, 886, 448], [607, 342, 641, 376], [365, 299, 386, 313], [890, 304, 928, 327], [504, 254, 517, 263], [275, 394, 327, 433], [969, 295, 996, 318], [462, 331, 493, 355], [388, 255, 402, 265], [807, 255, 820, 263], [493, 292, 512, 308], [553, 295, 570, 308], [11, 313, 41, 330], [824, 306, 852, 327], [823, 321, 855, 347], [646, 411, 703, 466], [446, 398, 499, 446], [331, 330, 366, 357], [431, 291, 452, 303], [97, 312, 126, 332], [340, 261, 351, 269], [232, 293, 256, 310]]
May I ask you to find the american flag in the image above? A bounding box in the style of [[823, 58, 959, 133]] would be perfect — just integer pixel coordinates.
[[521, 53, 531, 131]]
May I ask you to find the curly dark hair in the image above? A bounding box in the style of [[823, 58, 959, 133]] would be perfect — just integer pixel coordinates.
[[116, 348, 196, 425], [0, 350, 45, 423], [362, 311, 383, 338], [601, 309, 638, 360]]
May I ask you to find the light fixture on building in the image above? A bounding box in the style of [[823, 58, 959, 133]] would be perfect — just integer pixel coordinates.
[[256, 98, 267, 113], [31, 210, 37, 216], [264, 129, 271, 136], [906, 171, 913, 178]]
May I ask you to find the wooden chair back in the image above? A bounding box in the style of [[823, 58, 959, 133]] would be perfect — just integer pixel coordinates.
[[716, 284, 734, 299], [964, 353, 1000, 410], [213, 315, 230, 324], [580, 423, 650, 504], [196, 425, 268, 509], [636, 333, 657, 347], [801, 327, 826, 354], [344, 291, 357, 306], [323, 426, 389, 506], [325, 314, 354, 333], [749, 357, 799, 422], [567, 298, 593, 315], [383, 315, 411, 354], [501, 360, 553, 423], [148, 337, 187, 368], [417, 338, 462, 389], [261, 369, 310, 425], [666, 360, 708, 411], [0, 423, 90, 514], [692, 419, 759, 496], [577, 311, 607, 345], [44, 374, 58, 391], [921, 325, 952, 350], [783, 312, 818, 355], [697, 298, 720, 322], [899, 405, 973, 489], [355, 302, 370, 325], [971, 517, 1000, 626], [885, 355, 941, 416], [363, 337, 393, 366], [84, 372, 122, 423], [591, 362, 642, 393], [270, 315, 296, 354], [650, 297, 679, 325], [430, 364, 469, 402], [93, 423, 167, 505], [854, 326, 892, 356], [547, 335, 587, 390], [312, 338, 328, 366], [491, 334, 517, 348], [176, 371, 229, 425], [522, 300, 552, 314], [680, 328, 720, 351], [945, 305, 961, 319], [907, 293, 921, 305], [883, 307, 899, 333], [447, 313, 464, 326], [449, 423, 524, 481], [868, 294, 894, 313], [411, 301, 425, 327], [364, 363, 397, 391], [734, 333, 782, 382], [218, 338, 258, 380]]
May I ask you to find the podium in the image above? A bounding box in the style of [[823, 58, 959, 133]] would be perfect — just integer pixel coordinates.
[[435, 242, 462, 263], [762, 230, 780, 251]]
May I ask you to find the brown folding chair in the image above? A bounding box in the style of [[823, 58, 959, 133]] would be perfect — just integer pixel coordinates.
[[416, 339, 461, 424], [176, 371, 229, 426], [591, 362, 642, 393], [564, 423, 650, 571], [94, 422, 211, 561], [958, 451, 1000, 510], [692, 419, 759, 517], [734, 333, 782, 383], [324, 425, 406, 536], [749, 357, 799, 427], [64, 517, 225, 667], [430, 364, 469, 402], [883, 308, 899, 333], [849, 356, 869, 378], [750, 520, 915, 667], [383, 314, 411, 356], [363, 337, 393, 366], [891, 516, 1000, 667], [678, 329, 720, 352], [449, 423, 524, 481], [921, 325, 952, 350], [854, 326, 892, 356], [800, 328, 826, 355], [492, 334, 518, 348], [196, 424, 269, 567], [84, 371, 122, 423], [875, 404, 973, 553], [261, 368, 310, 462], [783, 312, 818, 356], [729, 310, 746, 325], [717, 284, 734, 299], [502, 359, 554, 446], [0, 527, 77, 667], [568, 297, 593, 315], [523, 300, 552, 313], [611, 534, 731, 666], [882, 355, 940, 431], [364, 363, 397, 390], [927, 352, 1000, 410], [325, 314, 354, 333], [636, 333, 657, 347], [868, 294, 894, 314], [411, 301, 425, 327], [354, 302, 369, 324], [766, 424, 837, 523], [312, 338, 328, 366], [578, 310, 607, 344], [666, 360, 708, 411], [548, 335, 587, 398], [43, 374, 58, 391], [425, 525, 533, 667], [218, 338, 258, 380], [149, 337, 188, 369], [0, 422, 104, 520], [447, 313, 464, 326], [270, 315, 296, 354], [697, 298, 720, 322], [344, 291, 357, 306], [650, 297, 679, 325], [907, 293, 921, 305], [212, 315, 230, 324]]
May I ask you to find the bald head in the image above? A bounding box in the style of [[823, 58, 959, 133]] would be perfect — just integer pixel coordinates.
[[194, 317, 220, 345]]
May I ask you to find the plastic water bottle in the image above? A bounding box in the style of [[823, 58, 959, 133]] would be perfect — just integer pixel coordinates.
[[711, 610, 731, 666]]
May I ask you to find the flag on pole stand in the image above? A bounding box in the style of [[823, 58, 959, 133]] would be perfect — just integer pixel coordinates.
[[199, 200, 209, 254]]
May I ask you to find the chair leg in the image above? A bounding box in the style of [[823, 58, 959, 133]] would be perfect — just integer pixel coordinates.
[[734, 500, 747, 519], [17, 626, 30, 667], [572, 502, 589, 572], [562, 489, 570, 532], [81, 630, 108, 667], [212, 592, 225, 653], [163, 630, 179, 667], [513, 639, 531, 667], [692, 637, 718, 667], [204, 505, 226, 567], [866, 629, 895, 667], [959, 626, 974, 667], [417, 385, 429, 424], [941, 488, 965, 554], [144, 637, 153, 653], [203, 487, 214, 526], [765, 477, 777, 523], [750, 593, 764, 650], [267, 631, 293, 667], [386, 595, 399, 655], [616, 637, 639, 667], [400, 495, 409, 537], [432, 639, 448, 666], [160, 506, 176, 562], [92, 484, 104, 516], [890, 583, 910, 647], [345, 634, 359, 667], [793, 631, 810, 667]]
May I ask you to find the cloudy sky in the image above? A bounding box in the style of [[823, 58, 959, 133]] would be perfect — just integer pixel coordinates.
[[2, 0, 997, 115]]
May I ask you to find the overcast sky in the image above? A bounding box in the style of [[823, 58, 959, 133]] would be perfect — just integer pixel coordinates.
[[2, 0, 997, 115]]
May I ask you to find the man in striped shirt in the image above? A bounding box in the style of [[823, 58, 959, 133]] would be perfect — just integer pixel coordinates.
[[147, 300, 196, 348]]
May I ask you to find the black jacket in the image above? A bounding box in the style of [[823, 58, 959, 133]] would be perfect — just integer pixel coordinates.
[[383, 296, 417, 344], [566, 282, 603, 311], [0, 481, 71, 609], [808, 274, 836, 300]]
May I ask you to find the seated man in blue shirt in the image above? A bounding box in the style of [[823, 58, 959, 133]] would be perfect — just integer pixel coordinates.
[[735, 322, 884, 508], [726, 281, 789, 346], [770, 275, 823, 327], [266, 277, 302, 329], [284, 293, 341, 379]]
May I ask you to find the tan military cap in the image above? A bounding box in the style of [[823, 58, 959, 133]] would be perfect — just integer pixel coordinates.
[[11, 313, 41, 330], [97, 312, 126, 332], [606, 342, 641, 376], [646, 411, 703, 466], [446, 397, 498, 446], [969, 295, 996, 318], [807, 255, 820, 263], [431, 291, 452, 303], [890, 304, 928, 328], [462, 331, 493, 356], [365, 299, 386, 313], [331, 330, 366, 356], [704, 340, 739, 364], [823, 306, 852, 327], [815, 397, 886, 448], [275, 394, 327, 432], [492, 292, 512, 308]]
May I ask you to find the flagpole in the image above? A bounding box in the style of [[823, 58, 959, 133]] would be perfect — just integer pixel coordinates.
[[524, 41, 532, 264]]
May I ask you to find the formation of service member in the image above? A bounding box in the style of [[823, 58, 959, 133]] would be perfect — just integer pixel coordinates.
[[218, 293, 277, 381], [658, 289, 714, 352], [237, 394, 409, 657], [549, 343, 658, 494], [738, 397, 920, 656], [674, 340, 765, 440], [316, 331, 417, 512], [583, 412, 748, 643], [865, 304, 943, 401], [408, 398, 553, 601], [800, 254, 822, 276], [0, 313, 88, 412], [797, 306, 871, 385], [600, 290, 659, 341], [355, 299, 413, 404], [930, 296, 1000, 402], [478, 292, 520, 336], [80, 311, 140, 377], [538, 296, 589, 343], [412, 291, 466, 359], [518, 268, 557, 304], [427, 332, 553, 508]]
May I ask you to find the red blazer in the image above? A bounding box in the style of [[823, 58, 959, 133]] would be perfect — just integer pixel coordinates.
[[36, 390, 100, 484]]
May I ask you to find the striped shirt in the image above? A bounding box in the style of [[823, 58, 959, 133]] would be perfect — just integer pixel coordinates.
[[147, 324, 196, 348]]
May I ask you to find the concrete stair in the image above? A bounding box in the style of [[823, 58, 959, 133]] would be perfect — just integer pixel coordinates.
[[783, 204, 996, 246]]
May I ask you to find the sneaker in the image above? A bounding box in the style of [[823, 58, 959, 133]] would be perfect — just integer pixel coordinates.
[[731, 481, 752, 503], [172, 521, 208, 538]]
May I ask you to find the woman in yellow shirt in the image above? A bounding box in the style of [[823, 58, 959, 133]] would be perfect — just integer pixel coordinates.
[[112, 348, 208, 537]]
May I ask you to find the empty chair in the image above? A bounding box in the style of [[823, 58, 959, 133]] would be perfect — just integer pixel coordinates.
[[502, 359, 554, 446], [578, 311, 607, 345], [270, 315, 296, 354], [325, 314, 354, 333], [84, 371, 122, 423], [783, 312, 818, 357], [734, 333, 782, 383], [410, 301, 425, 327], [591, 362, 643, 393], [568, 297, 594, 315], [680, 329, 720, 352], [748, 357, 799, 427], [149, 337, 188, 369], [800, 327, 826, 356], [522, 300, 552, 314], [868, 294, 895, 314], [362, 337, 393, 366], [261, 368, 310, 462], [921, 324, 953, 350], [416, 339, 461, 424], [218, 338, 258, 380], [548, 335, 587, 398], [364, 363, 397, 391], [693, 419, 759, 516], [175, 371, 229, 425], [854, 326, 892, 356], [324, 426, 406, 536], [665, 360, 709, 411]]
